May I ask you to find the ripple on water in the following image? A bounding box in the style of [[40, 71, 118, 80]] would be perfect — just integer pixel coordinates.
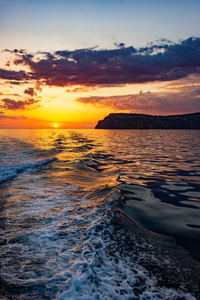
[[1, 129, 200, 299], [0, 169, 197, 299]]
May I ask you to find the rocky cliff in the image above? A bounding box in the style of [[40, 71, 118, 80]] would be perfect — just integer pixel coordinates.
[[95, 112, 200, 129]]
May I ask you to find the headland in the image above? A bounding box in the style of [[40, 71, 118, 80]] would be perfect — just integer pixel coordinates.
[[95, 112, 200, 129]]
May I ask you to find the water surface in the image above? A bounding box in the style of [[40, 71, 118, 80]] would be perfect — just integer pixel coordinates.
[[0, 129, 200, 299]]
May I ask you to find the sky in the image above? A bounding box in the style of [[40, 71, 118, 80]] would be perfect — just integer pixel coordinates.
[[0, 0, 200, 128]]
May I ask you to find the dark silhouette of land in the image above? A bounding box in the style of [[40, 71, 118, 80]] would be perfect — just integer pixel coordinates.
[[95, 112, 200, 129]]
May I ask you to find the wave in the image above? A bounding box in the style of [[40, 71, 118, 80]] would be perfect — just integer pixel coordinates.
[[0, 157, 57, 183], [1, 129, 200, 299]]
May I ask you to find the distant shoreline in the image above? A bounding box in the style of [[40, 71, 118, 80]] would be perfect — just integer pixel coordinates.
[[95, 112, 200, 129]]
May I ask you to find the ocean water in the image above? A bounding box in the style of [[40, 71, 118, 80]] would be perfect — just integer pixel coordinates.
[[0, 129, 200, 300]]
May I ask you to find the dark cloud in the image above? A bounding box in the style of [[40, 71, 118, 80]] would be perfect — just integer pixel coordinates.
[[1, 37, 200, 87], [24, 87, 37, 96], [0, 69, 28, 81], [3, 48, 26, 54], [0, 98, 41, 110], [8, 81, 22, 85], [114, 42, 125, 48]]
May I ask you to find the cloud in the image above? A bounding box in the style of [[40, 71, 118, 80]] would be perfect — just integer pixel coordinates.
[[24, 87, 37, 96], [76, 86, 200, 115], [1, 37, 200, 88], [66, 86, 95, 93], [0, 114, 28, 119], [3, 49, 26, 54], [7, 81, 22, 85], [0, 98, 41, 110], [0, 69, 28, 81], [114, 42, 125, 48], [0, 92, 20, 96]]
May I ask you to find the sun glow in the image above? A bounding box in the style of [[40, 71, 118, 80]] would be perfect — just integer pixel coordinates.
[[54, 124, 58, 128]]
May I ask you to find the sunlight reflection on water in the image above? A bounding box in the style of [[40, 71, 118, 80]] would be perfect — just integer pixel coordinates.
[[0, 129, 200, 299]]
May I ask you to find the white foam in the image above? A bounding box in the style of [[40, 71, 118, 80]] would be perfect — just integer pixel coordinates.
[[0, 130, 198, 299], [1, 171, 195, 299], [0, 157, 57, 183]]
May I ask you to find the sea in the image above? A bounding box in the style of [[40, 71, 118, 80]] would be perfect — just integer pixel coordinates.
[[0, 129, 200, 300]]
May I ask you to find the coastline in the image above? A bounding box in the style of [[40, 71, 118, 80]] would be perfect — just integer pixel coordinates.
[[113, 209, 200, 299], [95, 112, 200, 129]]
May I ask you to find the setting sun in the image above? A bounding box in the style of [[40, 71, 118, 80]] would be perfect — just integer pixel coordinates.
[[54, 124, 58, 128]]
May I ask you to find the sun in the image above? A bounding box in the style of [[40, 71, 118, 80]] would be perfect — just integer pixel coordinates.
[[54, 124, 58, 128]]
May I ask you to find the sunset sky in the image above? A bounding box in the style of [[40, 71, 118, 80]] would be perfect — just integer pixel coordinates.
[[0, 0, 200, 128]]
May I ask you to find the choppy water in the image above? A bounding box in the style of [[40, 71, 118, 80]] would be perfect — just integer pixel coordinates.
[[0, 129, 200, 299]]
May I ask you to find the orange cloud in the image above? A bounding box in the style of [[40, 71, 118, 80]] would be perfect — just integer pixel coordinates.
[[0, 98, 40, 110], [76, 87, 200, 115], [24, 87, 37, 96]]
